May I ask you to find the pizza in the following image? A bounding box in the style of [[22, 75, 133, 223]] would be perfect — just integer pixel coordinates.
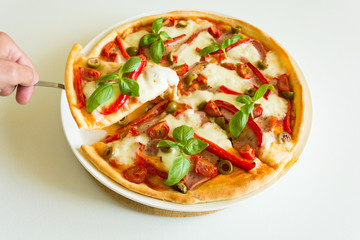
[[64, 11, 304, 204]]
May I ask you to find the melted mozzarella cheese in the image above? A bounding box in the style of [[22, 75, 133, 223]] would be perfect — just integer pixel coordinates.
[[257, 93, 288, 119], [157, 148, 181, 171], [161, 19, 211, 40], [138, 65, 179, 103], [162, 109, 203, 135], [110, 134, 149, 165], [99, 62, 122, 75], [195, 122, 232, 150], [176, 31, 214, 66], [202, 63, 252, 93], [261, 51, 286, 77], [124, 30, 149, 47], [226, 42, 260, 63], [176, 90, 213, 109], [258, 132, 293, 166]]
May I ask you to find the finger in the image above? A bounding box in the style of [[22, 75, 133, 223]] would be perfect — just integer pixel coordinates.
[[16, 85, 35, 104], [0, 58, 38, 88], [0, 32, 35, 69], [0, 86, 15, 96]]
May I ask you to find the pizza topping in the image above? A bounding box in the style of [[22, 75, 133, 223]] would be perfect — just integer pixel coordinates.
[[199, 34, 242, 58], [219, 85, 242, 95], [147, 120, 170, 139], [123, 166, 147, 184], [204, 100, 222, 117], [103, 41, 117, 57], [118, 116, 129, 126], [238, 144, 256, 160], [281, 91, 294, 99], [171, 63, 188, 76], [104, 146, 116, 161], [174, 182, 188, 194], [87, 58, 101, 69], [193, 155, 218, 178], [79, 67, 101, 82], [74, 68, 86, 109], [217, 160, 233, 175], [278, 131, 291, 144], [164, 34, 186, 45], [126, 46, 139, 57], [257, 58, 269, 70], [237, 63, 253, 79], [165, 101, 178, 113], [215, 116, 226, 129]]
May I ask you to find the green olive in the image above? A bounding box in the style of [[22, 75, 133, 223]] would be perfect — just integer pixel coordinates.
[[87, 57, 101, 69], [104, 146, 116, 161], [166, 101, 178, 113], [197, 101, 207, 111], [160, 147, 175, 154], [217, 160, 233, 175], [246, 88, 257, 97], [185, 74, 197, 85], [257, 59, 269, 70], [118, 116, 128, 126], [215, 117, 226, 130], [126, 47, 138, 56], [278, 132, 292, 144], [167, 51, 174, 64], [176, 20, 188, 28], [174, 182, 188, 194], [231, 26, 241, 33], [281, 91, 294, 99]]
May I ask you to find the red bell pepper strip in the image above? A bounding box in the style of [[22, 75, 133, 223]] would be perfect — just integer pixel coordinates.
[[193, 134, 255, 171], [208, 26, 222, 39], [164, 34, 186, 45], [162, 17, 175, 27], [284, 100, 292, 134], [213, 100, 264, 147], [101, 57, 147, 115], [219, 85, 241, 95], [116, 35, 131, 60], [246, 62, 271, 99], [209, 38, 253, 55], [74, 68, 85, 109], [185, 29, 206, 45]]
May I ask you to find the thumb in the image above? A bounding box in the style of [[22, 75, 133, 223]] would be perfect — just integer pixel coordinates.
[[0, 58, 38, 89]]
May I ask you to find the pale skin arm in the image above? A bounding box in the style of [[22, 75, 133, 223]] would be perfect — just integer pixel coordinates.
[[0, 32, 39, 104]]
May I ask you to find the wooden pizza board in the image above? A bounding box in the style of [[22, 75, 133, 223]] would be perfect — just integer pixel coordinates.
[[89, 174, 220, 217]]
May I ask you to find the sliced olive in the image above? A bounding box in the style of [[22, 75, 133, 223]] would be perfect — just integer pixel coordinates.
[[167, 51, 174, 64], [126, 47, 138, 56], [87, 57, 101, 69], [197, 101, 207, 111], [118, 116, 128, 126], [215, 117, 226, 130], [278, 132, 292, 144], [257, 58, 269, 70], [246, 88, 257, 97], [231, 26, 241, 34], [166, 101, 178, 113], [176, 20, 188, 28], [104, 146, 116, 161], [160, 146, 175, 154], [185, 74, 197, 85], [217, 160, 233, 175], [174, 182, 188, 194], [281, 91, 294, 99]]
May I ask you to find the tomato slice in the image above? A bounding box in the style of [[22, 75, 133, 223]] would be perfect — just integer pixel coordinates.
[[238, 144, 256, 161], [194, 156, 218, 178], [79, 67, 101, 82], [252, 103, 263, 118], [208, 26, 222, 39], [123, 166, 147, 184], [277, 74, 290, 92], [172, 63, 189, 76], [237, 63, 253, 79], [147, 121, 170, 139], [204, 100, 222, 117], [196, 74, 207, 84], [103, 41, 117, 57]]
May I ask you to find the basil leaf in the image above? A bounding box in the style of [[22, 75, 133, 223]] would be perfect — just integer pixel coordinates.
[[252, 84, 275, 102], [139, 33, 158, 46], [236, 95, 252, 105], [240, 103, 254, 116], [157, 140, 179, 149], [199, 45, 219, 56], [119, 77, 139, 97], [86, 84, 114, 113], [164, 155, 190, 186], [221, 34, 241, 49], [159, 31, 172, 40], [173, 125, 193, 144], [150, 40, 165, 64], [183, 138, 208, 155], [120, 57, 142, 74], [96, 74, 118, 88], [229, 110, 249, 138], [152, 17, 163, 34]]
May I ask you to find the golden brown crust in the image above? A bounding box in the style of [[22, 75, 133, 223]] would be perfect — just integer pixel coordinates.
[[71, 10, 305, 204]]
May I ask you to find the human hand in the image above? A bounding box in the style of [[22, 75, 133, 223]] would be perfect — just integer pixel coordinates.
[[0, 32, 39, 104]]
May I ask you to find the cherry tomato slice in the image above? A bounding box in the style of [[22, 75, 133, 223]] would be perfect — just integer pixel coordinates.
[[194, 157, 218, 178], [103, 41, 117, 57], [123, 166, 147, 184], [147, 121, 170, 139], [237, 63, 253, 79], [238, 144, 256, 161], [172, 63, 189, 76], [208, 26, 222, 39], [78, 67, 101, 82], [196, 74, 208, 84], [204, 100, 222, 117], [252, 103, 263, 118], [277, 74, 290, 92]]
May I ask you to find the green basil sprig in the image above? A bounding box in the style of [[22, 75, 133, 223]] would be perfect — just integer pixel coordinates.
[[86, 57, 142, 113], [229, 84, 275, 138], [139, 17, 172, 64], [199, 34, 243, 58], [157, 125, 208, 186]]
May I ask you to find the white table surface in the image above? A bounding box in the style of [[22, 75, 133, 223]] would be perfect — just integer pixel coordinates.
[[0, 0, 359, 239]]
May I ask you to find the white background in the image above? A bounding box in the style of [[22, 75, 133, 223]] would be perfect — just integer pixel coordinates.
[[0, 0, 359, 239]]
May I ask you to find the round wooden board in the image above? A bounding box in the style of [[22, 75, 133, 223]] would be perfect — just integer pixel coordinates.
[[89, 174, 220, 217]]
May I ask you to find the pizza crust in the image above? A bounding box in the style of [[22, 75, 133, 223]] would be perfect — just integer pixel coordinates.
[[67, 10, 305, 204]]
